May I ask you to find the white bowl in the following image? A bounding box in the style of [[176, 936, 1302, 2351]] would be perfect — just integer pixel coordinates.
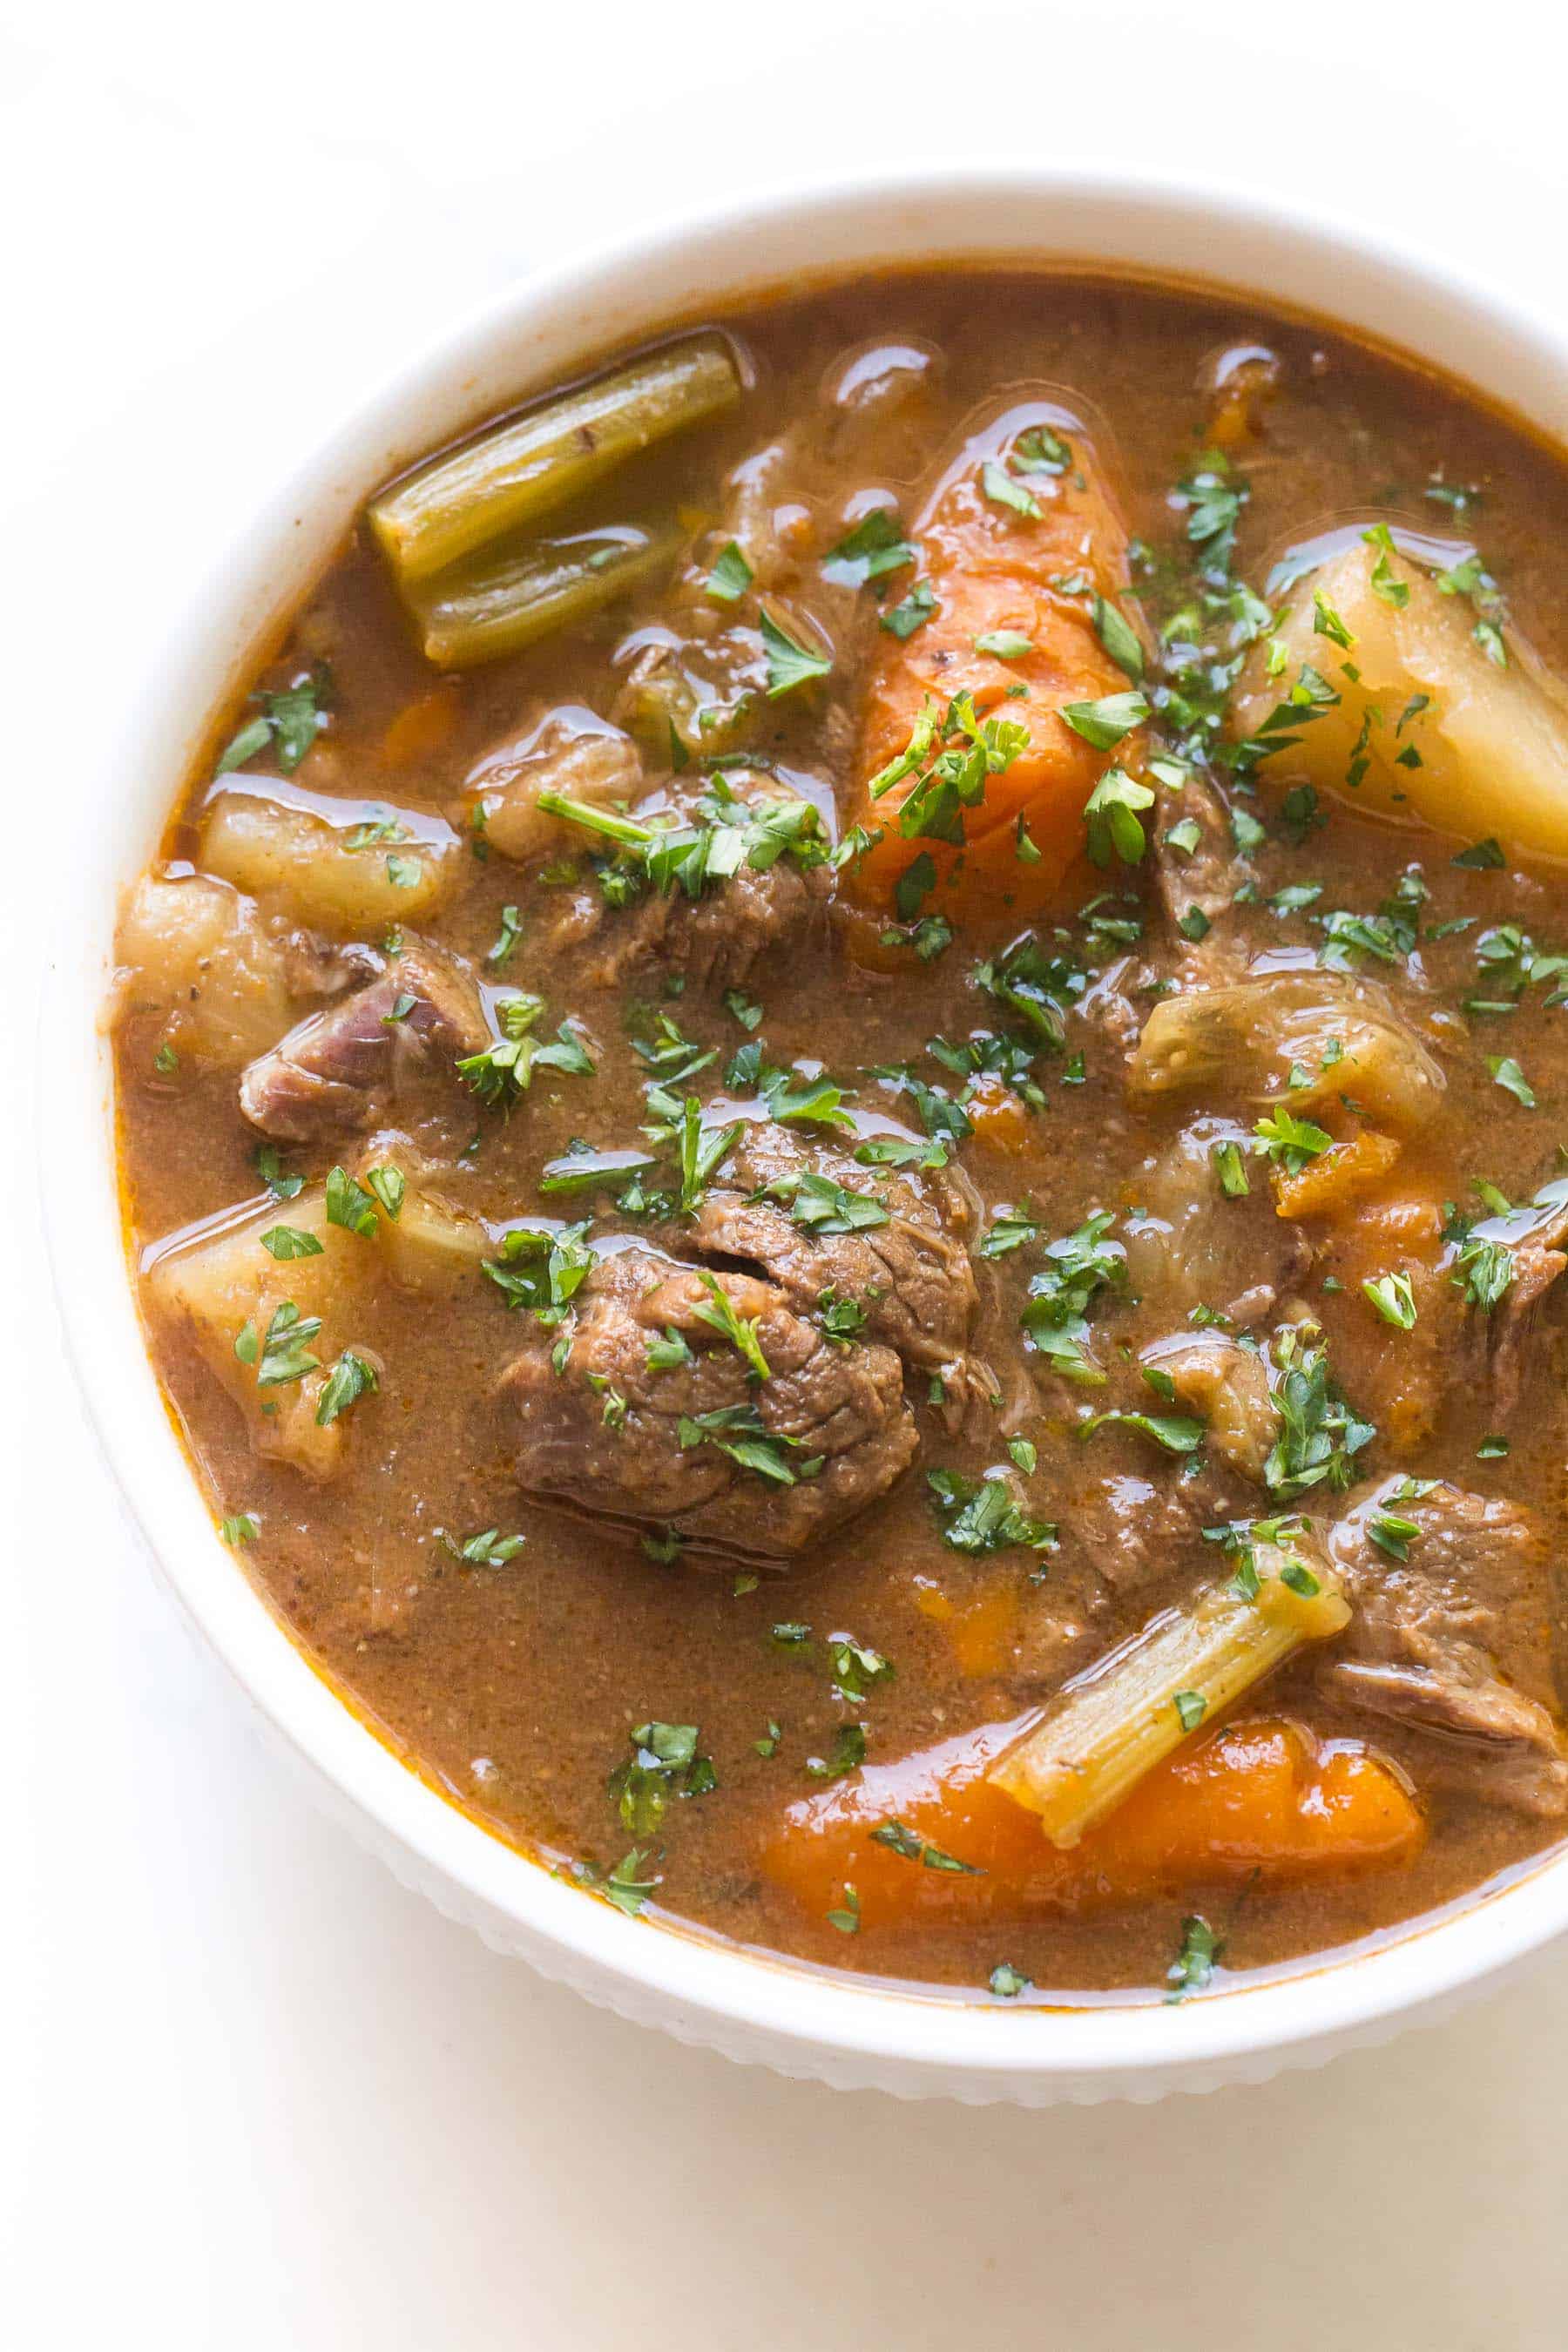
[[47, 172, 1568, 2105]]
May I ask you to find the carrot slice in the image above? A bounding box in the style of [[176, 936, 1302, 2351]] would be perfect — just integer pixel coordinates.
[[842, 408, 1141, 920], [762, 1715, 1423, 1930]]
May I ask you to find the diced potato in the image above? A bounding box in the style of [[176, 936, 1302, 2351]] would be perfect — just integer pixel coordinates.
[[1233, 542, 1568, 862], [147, 1188, 370, 1479], [114, 872, 294, 1065], [201, 787, 461, 931], [351, 1139, 491, 1293], [1131, 971, 1444, 1133], [463, 710, 643, 864]]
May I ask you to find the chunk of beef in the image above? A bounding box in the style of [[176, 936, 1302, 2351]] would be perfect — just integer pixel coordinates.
[[1151, 768, 1254, 981], [495, 1251, 917, 1563], [687, 1121, 985, 1411], [581, 777, 835, 994], [1463, 1189, 1568, 1419], [1321, 1480, 1568, 1815], [239, 936, 489, 1142], [1141, 1329, 1277, 1480], [1123, 1118, 1313, 1328], [1054, 1456, 1244, 1604]]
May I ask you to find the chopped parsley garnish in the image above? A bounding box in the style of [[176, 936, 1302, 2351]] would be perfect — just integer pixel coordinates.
[[692, 1272, 770, 1381], [1263, 1328, 1374, 1498], [980, 458, 1040, 518], [457, 997, 594, 1105], [759, 607, 832, 698], [806, 1724, 868, 1781], [759, 1168, 891, 1235], [1081, 1409, 1206, 1456], [676, 1403, 821, 1486], [1166, 1915, 1221, 2000], [821, 507, 915, 587], [706, 540, 754, 603], [573, 1849, 659, 1920], [1487, 1055, 1536, 1107], [816, 1288, 870, 1347], [608, 1721, 714, 1835], [927, 1469, 1056, 1555], [314, 1348, 378, 1428], [1084, 767, 1156, 867], [234, 1300, 321, 1388], [677, 1097, 743, 1212], [866, 690, 1030, 851], [214, 671, 328, 776], [870, 1821, 983, 1875], [828, 1638, 894, 1700], [1362, 1271, 1417, 1329], [1254, 1109, 1334, 1173], [826, 1884, 862, 1934], [1018, 1210, 1125, 1382], [483, 1221, 595, 1327], [879, 579, 938, 639], [259, 1223, 323, 1260], [437, 1526, 526, 1568], [255, 1143, 303, 1202], [1060, 690, 1150, 749], [487, 903, 524, 964], [326, 1164, 381, 1239]]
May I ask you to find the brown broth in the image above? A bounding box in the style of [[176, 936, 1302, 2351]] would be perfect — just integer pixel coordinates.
[[115, 271, 1568, 2003]]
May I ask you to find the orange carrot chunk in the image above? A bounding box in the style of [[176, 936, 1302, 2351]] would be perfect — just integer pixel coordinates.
[[762, 1716, 1423, 1930], [843, 407, 1144, 922]]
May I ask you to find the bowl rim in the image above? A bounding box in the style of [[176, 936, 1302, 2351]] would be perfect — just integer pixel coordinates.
[[47, 165, 1568, 2093]]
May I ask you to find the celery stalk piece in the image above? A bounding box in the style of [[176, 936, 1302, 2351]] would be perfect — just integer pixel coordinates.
[[987, 1538, 1350, 1848], [403, 523, 683, 669], [370, 334, 741, 585]]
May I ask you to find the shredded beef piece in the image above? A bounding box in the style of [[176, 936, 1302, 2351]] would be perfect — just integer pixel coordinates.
[[687, 1121, 983, 1406], [238, 936, 489, 1141], [1151, 768, 1254, 979], [581, 778, 835, 994], [1321, 1480, 1568, 1815]]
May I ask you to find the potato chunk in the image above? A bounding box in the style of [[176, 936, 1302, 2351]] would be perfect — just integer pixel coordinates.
[[462, 706, 643, 864], [201, 784, 461, 931], [147, 1188, 373, 1479], [115, 872, 294, 1066], [1233, 542, 1568, 862], [350, 1137, 491, 1293]]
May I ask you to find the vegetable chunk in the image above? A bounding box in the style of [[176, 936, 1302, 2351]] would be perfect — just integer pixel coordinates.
[[146, 1189, 372, 1479], [841, 405, 1144, 917], [1233, 540, 1568, 862], [115, 871, 294, 1066], [763, 1714, 1421, 1930], [369, 334, 741, 585], [989, 1537, 1349, 1845], [201, 785, 461, 931], [1131, 971, 1444, 1134]]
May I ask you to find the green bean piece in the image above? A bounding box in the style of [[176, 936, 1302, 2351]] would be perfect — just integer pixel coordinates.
[[369, 334, 741, 584], [403, 523, 683, 668]]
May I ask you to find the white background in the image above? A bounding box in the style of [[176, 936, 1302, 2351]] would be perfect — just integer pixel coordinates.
[[5, 2, 1568, 2342]]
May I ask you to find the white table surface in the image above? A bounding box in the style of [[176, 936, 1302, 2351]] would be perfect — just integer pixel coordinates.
[[6, 3, 1568, 2342]]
